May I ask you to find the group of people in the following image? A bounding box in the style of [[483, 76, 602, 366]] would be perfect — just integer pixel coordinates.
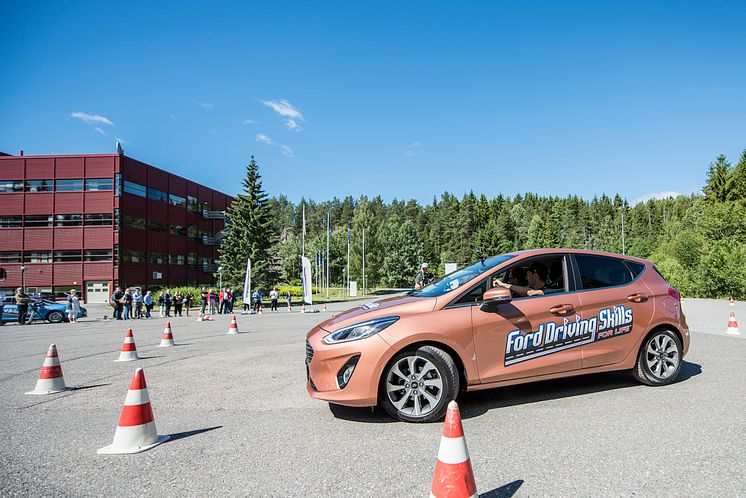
[[199, 288, 237, 316], [110, 287, 195, 320], [246, 288, 291, 313]]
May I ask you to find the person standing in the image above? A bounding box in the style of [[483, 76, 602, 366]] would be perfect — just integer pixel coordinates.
[[158, 292, 165, 317], [285, 289, 292, 312], [164, 288, 173, 317], [144, 291, 154, 319], [67, 289, 81, 323], [251, 289, 260, 313], [269, 288, 279, 312], [184, 293, 191, 317], [133, 288, 143, 319], [111, 286, 125, 320], [229, 289, 237, 314], [200, 287, 208, 315], [219, 288, 226, 314], [15, 287, 29, 325], [173, 291, 183, 316], [123, 289, 133, 320], [414, 263, 435, 290], [209, 288, 218, 315]]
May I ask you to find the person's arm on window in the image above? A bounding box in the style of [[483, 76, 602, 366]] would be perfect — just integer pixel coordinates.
[[494, 279, 530, 297]]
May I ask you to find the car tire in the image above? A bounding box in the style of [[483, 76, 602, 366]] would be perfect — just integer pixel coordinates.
[[633, 329, 683, 386], [380, 345, 459, 423], [46, 311, 65, 324]]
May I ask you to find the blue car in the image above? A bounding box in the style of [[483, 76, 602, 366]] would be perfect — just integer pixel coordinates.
[[0, 296, 87, 324]]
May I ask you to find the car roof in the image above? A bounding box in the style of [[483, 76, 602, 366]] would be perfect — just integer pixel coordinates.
[[506, 248, 650, 265]]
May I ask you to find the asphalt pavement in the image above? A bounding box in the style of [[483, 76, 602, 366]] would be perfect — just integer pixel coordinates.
[[0, 299, 744, 497]]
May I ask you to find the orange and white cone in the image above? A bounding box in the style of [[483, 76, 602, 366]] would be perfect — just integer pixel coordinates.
[[726, 311, 740, 335], [26, 344, 68, 395], [431, 400, 477, 498], [196, 310, 203, 322], [227, 315, 239, 335], [730, 297, 735, 307], [116, 329, 139, 361], [323, 303, 327, 312], [158, 322, 175, 347], [97, 368, 170, 454]]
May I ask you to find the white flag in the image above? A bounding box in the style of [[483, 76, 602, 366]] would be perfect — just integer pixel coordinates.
[[242, 257, 252, 303], [301, 256, 312, 305]]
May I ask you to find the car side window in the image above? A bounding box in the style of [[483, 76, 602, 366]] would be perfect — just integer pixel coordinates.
[[452, 279, 488, 306], [493, 256, 566, 298], [575, 254, 633, 289]]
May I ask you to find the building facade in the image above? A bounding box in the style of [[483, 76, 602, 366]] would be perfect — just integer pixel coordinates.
[[0, 153, 231, 303]]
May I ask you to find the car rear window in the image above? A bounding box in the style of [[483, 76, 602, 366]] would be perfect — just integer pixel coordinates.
[[625, 261, 646, 278], [575, 254, 633, 290]]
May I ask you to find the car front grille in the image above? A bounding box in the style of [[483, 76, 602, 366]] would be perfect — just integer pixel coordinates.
[[305, 340, 314, 365]]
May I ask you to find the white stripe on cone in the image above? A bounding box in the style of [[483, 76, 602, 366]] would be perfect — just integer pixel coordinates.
[[436, 434, 470, 464], [227, 316, 239, 335], [158, 324, 175, 347], [26, 344, 67, 395], [116, 333, 139, 362]]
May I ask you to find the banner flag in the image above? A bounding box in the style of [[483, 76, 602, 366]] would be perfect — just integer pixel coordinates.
[[301, 256, 312, 304], [242, 257, 252, 303]]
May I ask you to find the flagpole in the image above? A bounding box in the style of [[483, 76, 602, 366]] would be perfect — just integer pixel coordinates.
[[301, 204, 305, 259], [326, 211, 330, 302], [346, 222, 350, 299], [362, 228, 365, 297]]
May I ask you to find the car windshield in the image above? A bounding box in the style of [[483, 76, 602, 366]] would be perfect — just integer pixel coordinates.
[[412, 254, 516, 298]]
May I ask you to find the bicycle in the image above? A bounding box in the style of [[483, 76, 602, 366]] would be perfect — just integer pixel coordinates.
[[24, 300, 42, 325]]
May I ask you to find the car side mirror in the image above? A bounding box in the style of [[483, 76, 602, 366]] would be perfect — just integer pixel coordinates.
[[479, 287, 511, 313]]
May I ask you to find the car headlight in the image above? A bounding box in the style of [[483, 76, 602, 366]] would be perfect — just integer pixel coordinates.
[[322, 316, 399, 344]]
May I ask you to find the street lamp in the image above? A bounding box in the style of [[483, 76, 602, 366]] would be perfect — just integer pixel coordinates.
[[20, 266, 28, 294], [217, 266, 223, 290]]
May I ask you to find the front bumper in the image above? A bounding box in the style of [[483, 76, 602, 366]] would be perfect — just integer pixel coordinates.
[[305, 325, 392, 407]]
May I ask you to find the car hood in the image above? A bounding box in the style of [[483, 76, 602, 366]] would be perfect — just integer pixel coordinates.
[[315, 295, 437, 333]]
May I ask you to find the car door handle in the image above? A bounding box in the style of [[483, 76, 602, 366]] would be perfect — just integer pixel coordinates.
[[627, 293, 648, 303], [549, 304, 575, 316]]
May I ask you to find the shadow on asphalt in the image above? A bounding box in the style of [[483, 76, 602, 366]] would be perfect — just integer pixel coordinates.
[[329, 361, 702, 423], [133, 355, 166, 360], [480, 479, 523, 497], [70, 383, 111, 391], [167, 426, 223, 443]]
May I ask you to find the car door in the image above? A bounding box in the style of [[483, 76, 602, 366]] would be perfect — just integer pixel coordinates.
[[571, 253, 655, 369], [471, 254, 587, 384]]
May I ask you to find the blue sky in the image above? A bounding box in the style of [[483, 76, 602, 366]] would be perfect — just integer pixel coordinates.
[[1, 1, 745, 204]]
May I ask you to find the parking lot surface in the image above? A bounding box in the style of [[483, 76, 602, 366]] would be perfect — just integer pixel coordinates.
[[1, 298, 745, 497]]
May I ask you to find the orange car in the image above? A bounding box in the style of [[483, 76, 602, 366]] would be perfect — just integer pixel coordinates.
[[306, 249, 689, 422]]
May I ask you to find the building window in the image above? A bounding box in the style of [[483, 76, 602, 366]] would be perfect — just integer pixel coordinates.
[[169, 193, 186, 207], [123, 250, 145, 263], [55, 179, 84, 192], [0, 252, 22, 263], [147, 219, 168, 232], [114, 208, 121, 230], [122, 214, 146, 230], [25, 180, 53, 192], [0, 216, 23, 228], [84, 249, 113, 262], [169, 254, 185, 265], [169, 225, 186, 237], [148, 252, 167, 264], [24, 251, 52, 263], [84, 178, 113, 191], [54, 250, 82, 262], [187, 225, 198, 240], [123, 180, 147, 198], [0, 180, 24, 193], [187, 195, 200, 213], [54, 214, 83, 227], [147, 187, 168, 203], [187, 252, 198, 266], [114, 173, 122, 196], [84, 213, 113, 226], [25, 215, 54, 228]]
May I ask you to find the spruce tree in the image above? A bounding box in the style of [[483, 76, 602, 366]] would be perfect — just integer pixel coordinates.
[[218, 156, 276, 291]]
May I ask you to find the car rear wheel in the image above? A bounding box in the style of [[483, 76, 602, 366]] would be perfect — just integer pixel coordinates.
[[380, 345, 459, 423], [46, 311, 65, 324], [634, 330, 682, 386]]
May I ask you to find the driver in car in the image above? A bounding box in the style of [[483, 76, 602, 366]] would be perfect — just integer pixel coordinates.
[[495, 262, 548, 297]]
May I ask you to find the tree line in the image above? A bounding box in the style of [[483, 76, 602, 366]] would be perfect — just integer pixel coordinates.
[[220, 149, 746, 299]]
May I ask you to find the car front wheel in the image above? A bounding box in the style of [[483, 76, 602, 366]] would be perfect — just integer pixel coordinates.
[[46, 311, 65, 324], [380, 345, 459, 423], [634, 330, 682, 386]]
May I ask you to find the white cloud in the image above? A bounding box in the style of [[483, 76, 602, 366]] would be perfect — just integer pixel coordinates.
[[280, 145, 294, 157], [284, 118, 303, 132], [70, 111, 115, 126], [256, 133, 275, 145], [631, 191, 684, 205], [405, 141, 421, 157], [262, 99, 303, 120], [243, 118, 258, 125], [94, 127, 107, 135], [198, 102, 215, 110]]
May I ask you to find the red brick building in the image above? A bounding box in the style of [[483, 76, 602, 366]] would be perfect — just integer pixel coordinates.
[[0, 152, 232, 303]]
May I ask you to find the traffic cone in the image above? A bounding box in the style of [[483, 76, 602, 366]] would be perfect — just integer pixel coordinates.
[[730, 297, 735, 307], [726, 311, 740, 335], [301, 303, 305, 313], [323, 303, 327, 312], [158, 322, 175, 347], [227, 315, 239, 335], [26, 344, 68, 395], [116, 329, 139, 362], [196, 310, 203, 322], [97, 368, 170, 454], [431, 400, 477, 498]]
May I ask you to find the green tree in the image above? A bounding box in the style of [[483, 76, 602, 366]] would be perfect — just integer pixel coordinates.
[[218, 157, 276, 290], [703, 154, 732, 202], [379, 219, 423, 287]]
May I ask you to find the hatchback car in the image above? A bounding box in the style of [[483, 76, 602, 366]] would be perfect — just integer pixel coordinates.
[[0, 297, 87, 324], [305, 249, 689, 422]]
